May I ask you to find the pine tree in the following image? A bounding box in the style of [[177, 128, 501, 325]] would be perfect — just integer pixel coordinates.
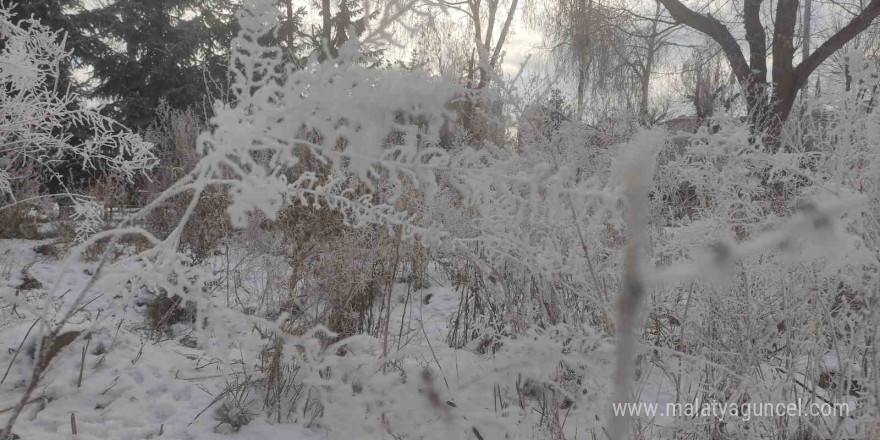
[[80, 0, 237, 129]]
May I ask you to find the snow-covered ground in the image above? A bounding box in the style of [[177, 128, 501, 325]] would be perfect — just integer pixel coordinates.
[[0, 238, 503, 440], [2, 237, 859, 440], [0, 239, 323, 439]]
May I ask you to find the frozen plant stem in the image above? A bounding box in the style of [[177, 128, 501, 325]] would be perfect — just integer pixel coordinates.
[[77, 338, 90, 388], [0, 319, 39, 385], [382, 225, 403, 373], [608, 242, 644, 440], [608, 135, 655, 440]]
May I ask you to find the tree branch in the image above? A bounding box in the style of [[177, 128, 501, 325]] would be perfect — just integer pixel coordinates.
[[795, 0, 880, 88], [484, 0, 498, 52], [489, 0, 519, 68], [656, 0, 752, 84]]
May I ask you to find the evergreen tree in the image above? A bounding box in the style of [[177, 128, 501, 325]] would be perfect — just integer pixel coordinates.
[[80, 0, 238, 129], [274, 0, 309, 68]]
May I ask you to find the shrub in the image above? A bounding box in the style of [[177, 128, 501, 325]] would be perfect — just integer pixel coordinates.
[[137, 101, 231, 261]]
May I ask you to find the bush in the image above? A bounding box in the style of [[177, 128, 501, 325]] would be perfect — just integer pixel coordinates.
[[137, 102, 231, 261]]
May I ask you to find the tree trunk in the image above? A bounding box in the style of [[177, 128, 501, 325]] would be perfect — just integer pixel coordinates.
[[285, 0, 295, 53], [639, 3, 661, 125], [321, 0, 333, 59], [802, 0, 812, 62], [639, 71, 651, 124], [577, 66, 586, 120]]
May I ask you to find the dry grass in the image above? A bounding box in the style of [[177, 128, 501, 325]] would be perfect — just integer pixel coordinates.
[[145, 293, 197, 336]]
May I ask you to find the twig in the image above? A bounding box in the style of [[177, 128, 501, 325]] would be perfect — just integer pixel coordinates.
[[188, 390, 229, 426], [96, 316, 124, 368], [77, 335, 91, 388], [418, 317, 450, 392], [397, 280, 412, 351], [1, 319, 39, 384], [382, 225, 403, 373], [73, 293, 105, 315], [0, 397, 43, 414]]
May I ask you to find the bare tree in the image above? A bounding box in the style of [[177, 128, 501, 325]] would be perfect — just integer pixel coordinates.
[[407, 15, 472, 80], [439, 0, 518, 87], [432, 0, 519, 144], [531, 0, 628, 119], [657, 0, 880, 150], [613, 2, 678, 124]]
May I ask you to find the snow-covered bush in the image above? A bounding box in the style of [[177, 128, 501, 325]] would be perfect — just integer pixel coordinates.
[[136, 101, 232, 261], [614, 83, 880, 439], [0, 5, 154, 221], [4, 0, 880, 439], [69, 198, 104, 243]]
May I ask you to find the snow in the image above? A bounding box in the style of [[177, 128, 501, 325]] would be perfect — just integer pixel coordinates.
[[3, 0, 880, 438], [0, 239, 321, 439], [1, 240, 614, 440]]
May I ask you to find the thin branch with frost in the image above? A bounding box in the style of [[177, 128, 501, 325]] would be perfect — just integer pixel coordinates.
[[0, 6, 155, 212]]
